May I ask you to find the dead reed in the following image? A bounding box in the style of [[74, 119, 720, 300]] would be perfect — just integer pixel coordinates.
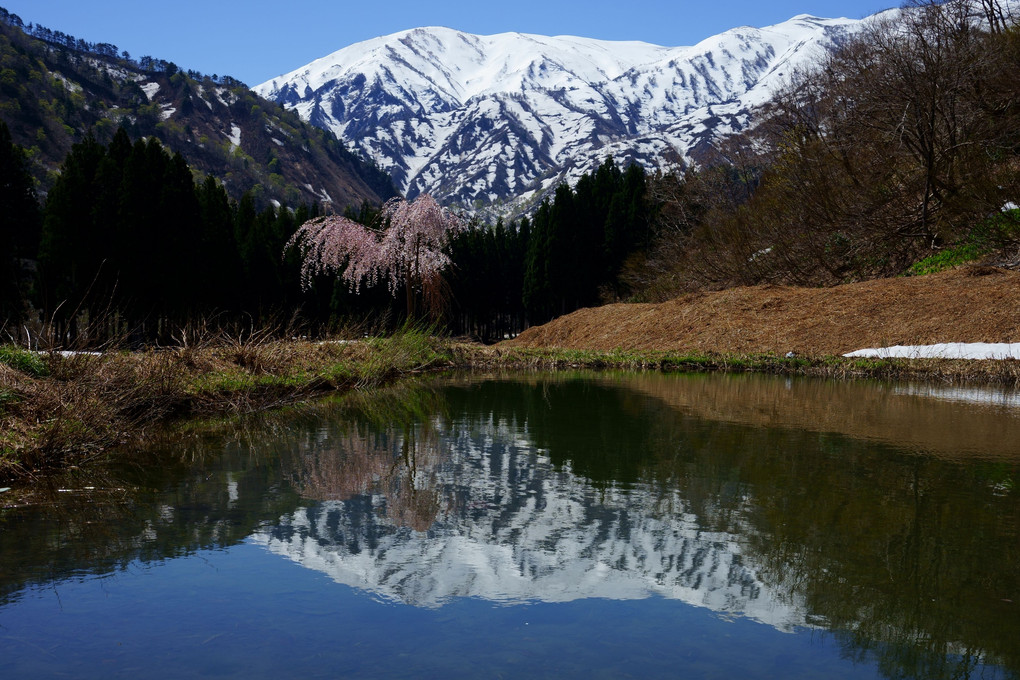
[[0, 323, 453, 482]]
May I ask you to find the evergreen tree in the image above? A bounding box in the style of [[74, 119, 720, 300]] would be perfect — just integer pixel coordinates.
[[0, 121, 40, 324], [233, 192, 260, 311], [37, 133, 107, 316], [523, 199, 554, 323], [522, 159, 650, 323], [197, 175, 241, 308]]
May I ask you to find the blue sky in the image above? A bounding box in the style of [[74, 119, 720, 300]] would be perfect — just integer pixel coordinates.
[[6, 1, 894, 86]]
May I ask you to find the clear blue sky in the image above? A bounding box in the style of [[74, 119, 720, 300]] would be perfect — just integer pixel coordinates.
[[6, 1, 894, 86]]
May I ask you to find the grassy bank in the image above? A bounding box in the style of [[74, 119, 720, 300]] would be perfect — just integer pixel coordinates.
[[459, 344, 1020, 385], [4, 333, 1020, 482], [0, 327, 452, 481]]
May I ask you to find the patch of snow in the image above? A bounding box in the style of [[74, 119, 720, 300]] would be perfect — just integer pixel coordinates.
[[304, 183, 333, 203], [52, 73, 82, 93], [227, 123, 242, 150], [892, 384, 1020, 408], [844, 343, 1020, 360], [216, 88, 238, 107], [195, 86, 215, 110], [140, 82, 160, 101], [32, 350, 103, 357], [160, 104, 176, 120]]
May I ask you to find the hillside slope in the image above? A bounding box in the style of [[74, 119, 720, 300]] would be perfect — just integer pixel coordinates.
[[0, 12, 397, 208], [507, 267, 1020, 357]]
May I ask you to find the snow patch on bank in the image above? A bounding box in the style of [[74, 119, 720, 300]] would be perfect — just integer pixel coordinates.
[[844, 343, 1020, 360], [893, 384, 1020, 408]]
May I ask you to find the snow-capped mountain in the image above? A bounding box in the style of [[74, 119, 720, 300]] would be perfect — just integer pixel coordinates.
[[254, 15, 870, 211]]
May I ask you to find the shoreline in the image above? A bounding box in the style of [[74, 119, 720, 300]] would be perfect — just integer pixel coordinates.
[[4, 331, 1020, 484]]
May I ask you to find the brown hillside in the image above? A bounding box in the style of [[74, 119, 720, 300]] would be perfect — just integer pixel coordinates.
[[507, 267, 1020, 357]]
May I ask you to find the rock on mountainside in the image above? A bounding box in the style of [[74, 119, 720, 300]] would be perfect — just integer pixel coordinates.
[[255, 14, 872, 211]]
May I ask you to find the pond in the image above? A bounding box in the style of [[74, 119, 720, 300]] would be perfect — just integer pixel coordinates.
[[1, 372, 1018, 679]]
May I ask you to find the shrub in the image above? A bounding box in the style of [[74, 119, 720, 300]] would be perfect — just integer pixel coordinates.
[[906, 209, 1020, 276]]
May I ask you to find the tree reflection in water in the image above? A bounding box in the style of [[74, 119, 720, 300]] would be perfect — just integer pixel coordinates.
[[283, 388, 449, 532], [1, 373, 1016, 680], [274, 374, 1019, 679]]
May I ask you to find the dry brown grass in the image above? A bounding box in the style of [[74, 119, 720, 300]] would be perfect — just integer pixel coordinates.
[[508, 267, 1020, 357], [599, 372, 1020, 462], [0, 328, 454, 482]]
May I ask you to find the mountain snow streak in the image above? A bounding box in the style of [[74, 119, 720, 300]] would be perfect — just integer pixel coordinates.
[[255, 15, 864, 209]]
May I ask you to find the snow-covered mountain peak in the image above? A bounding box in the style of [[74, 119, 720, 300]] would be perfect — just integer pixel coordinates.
[[265, 27, 676, 105], [255, 13, 872, 212]]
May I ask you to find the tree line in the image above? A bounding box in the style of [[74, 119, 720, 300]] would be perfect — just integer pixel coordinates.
[[1, 123, 331, 341], [0, 6, 245, 87], [1, 122, 653, 344], [447, 159, 651, 339]]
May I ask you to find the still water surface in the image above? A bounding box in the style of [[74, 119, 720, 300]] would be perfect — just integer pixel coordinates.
[[1, 372, 1018, 679]]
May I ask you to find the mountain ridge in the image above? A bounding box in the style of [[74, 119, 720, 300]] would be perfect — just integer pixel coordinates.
[[255, 14, 870, 212], [0, 10, 398, 209]]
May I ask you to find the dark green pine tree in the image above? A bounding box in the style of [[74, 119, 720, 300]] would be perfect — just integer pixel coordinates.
[[232, 192, 260, 311], [37, 133, 108, 317], [197, 175, 242, 309], [0, 120, 41, 324], [155, 151, 203, 314], [114, 137, 173, 315], [521, 159, 650, 323], [523, 199, 554, 324]]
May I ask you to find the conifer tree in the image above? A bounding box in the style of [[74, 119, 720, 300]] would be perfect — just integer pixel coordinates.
[[0, 121, 40, 324], [38, 133, 107, 316]]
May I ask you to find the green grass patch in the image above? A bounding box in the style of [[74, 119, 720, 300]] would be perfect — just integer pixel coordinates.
[[191, 371, 310, 394], [906, 209, 1020, 276], [320, 363, 356, 384], [0, 346, 49, 377], [907, 241, 989, 276]]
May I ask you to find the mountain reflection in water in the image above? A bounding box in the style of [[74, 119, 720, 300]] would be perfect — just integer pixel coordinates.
[[1, 372, 1017, 680], [263, 374, 1020, 674]]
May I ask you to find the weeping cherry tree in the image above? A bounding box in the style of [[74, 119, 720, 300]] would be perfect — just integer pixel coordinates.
[[287, 194, 463, 320]]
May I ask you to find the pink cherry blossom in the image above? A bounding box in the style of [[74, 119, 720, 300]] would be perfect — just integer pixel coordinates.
[[287, 194, 463, 317]]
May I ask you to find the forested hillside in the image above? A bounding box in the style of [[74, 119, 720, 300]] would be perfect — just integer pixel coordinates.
[[630, 0, 1020, 299], [0, 7, 396, 208], [5, 0, 1020, 349], [0, 117, 652, 343], [447, 159, 651, 339], [0, 123, 337, 334]]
